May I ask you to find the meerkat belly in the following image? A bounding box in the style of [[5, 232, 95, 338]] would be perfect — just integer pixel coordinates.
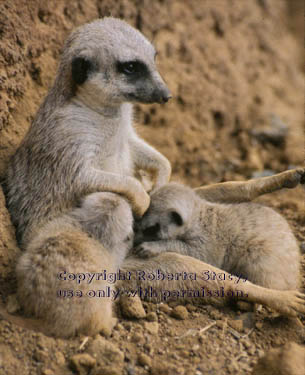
[[102, 142, 133, 176], [96, 105, 135, 176]]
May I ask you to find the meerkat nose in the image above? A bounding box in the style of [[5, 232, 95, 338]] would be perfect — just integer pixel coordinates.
[[162, 93, 172, 103], [158, 88, 172, 103]]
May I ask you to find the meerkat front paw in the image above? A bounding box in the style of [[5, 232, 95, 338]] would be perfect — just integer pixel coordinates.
[[153, 158, 172, 189], [133, 190, 150, 218], [133, 242, 162, 258], [126, 177, 150, 217]]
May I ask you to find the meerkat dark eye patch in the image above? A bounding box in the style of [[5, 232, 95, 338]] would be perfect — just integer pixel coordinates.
[[72, 57, 94, 85], [116, 60, 149, 78], [143, 223, 160, 237], [170, 211, 183, 226]]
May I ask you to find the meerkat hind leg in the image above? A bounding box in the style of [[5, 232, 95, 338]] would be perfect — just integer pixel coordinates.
[[195, 167, 305, 203], [17, 227, 116, 338], [121, 253, 305, 317], [236, 282, 305, 317]]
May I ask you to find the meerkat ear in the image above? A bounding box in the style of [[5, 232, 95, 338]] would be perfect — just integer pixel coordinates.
[[71, 56, 94, 85], [170, 211, 184, 226]]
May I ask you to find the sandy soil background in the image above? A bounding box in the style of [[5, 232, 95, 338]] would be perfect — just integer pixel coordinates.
[[0, 0, 304, 374]]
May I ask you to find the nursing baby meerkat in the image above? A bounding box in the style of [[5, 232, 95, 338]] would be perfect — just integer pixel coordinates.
[[117, 168, 305, 318], [134, 175, 303, 291], [5, 17, 171, 249], [16, 192, 133, 338]]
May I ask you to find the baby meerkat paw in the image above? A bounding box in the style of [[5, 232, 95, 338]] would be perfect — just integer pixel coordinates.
[[268, 290, 305, 317], [133, 242, 161, 258]]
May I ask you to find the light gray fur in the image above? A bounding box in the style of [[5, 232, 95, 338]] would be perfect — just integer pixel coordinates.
[[135, 182, 300, 290], [16, 192, 133, 337], [5, 17, 171, 248]]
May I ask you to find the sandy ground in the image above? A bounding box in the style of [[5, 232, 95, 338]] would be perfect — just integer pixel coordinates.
[[0, 0, 304, 374]]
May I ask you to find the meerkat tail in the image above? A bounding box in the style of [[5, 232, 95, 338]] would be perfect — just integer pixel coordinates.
[[194, 167, 305, 203], [0, 302, 50, 334]]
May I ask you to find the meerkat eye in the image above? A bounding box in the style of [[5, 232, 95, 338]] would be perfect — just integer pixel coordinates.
[[170, 211, 183, 226], [143, 223, 160, 237], [117, 60, 148, 76]]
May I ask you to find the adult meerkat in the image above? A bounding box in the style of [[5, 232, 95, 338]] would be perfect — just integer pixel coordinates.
[[133, 181, 301, 290], [16, 192, 133, 337], [5, 17, 171, 337], [5, 17, 171, 248]]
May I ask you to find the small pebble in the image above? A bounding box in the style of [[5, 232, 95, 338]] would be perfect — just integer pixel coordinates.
[[146, 312, 158, 322], [55, 351, 65, 366], [120, 295, 146, 319], [228, 319, 244, 333], [216, 320, 225, 329], [144, 321, 159, 335], [138, 353, 152, 367], [87, 336, 124, 364], [41, 370, 54, 375], [171, 305, 189, 320], [158, 304, 172, 314], [131, 332, 143, 343], [186, 304, 197, 312], [70, 353, 96, 374], [208, 308, 222, 320]]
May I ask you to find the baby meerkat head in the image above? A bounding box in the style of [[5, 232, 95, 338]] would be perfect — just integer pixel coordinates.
[[61, 17, 171, 108], [135, 183, 197, 244]]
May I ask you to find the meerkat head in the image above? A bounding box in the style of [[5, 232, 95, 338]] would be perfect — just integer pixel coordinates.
[[59, 17, 171, 108], [135, 183, 198, 244]]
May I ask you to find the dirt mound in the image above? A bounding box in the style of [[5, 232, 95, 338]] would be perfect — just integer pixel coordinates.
[[0, 0, 304, 183], [0, 0, 304, 374]]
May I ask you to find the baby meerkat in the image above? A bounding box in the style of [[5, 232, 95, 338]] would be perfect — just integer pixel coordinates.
[[120, 171, 305, 317], [5, 17, 171, 248], [134, 181, 300, 290], [16, 192, 133, 338]]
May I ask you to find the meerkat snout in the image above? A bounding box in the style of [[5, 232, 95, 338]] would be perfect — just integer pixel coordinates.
[[146, 71, 172, 103]]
